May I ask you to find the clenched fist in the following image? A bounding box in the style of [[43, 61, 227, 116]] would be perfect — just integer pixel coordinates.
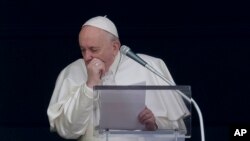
[[86, 58, 105, 88]]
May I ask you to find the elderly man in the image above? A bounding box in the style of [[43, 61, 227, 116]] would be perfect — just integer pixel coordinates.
[[47, 16, 189, 141]]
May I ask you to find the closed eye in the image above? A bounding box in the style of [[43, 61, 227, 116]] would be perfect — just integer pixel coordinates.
[[80, 46, 100, 54], [89, 47, 99, 53]]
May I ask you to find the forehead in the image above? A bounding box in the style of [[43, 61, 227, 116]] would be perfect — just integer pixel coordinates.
[[79, 26, 106, 47]]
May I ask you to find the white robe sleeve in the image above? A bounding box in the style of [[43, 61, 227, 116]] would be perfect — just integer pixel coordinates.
[[47, 66, 96, 139]]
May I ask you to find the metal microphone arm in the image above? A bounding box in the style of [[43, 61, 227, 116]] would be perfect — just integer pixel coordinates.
[[145, 64, 191, 102]]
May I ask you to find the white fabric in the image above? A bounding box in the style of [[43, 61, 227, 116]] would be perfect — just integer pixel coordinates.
[[82, 16, 119, 38], [47, 52, 190, 141]]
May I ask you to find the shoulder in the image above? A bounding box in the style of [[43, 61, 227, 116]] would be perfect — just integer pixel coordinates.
[[137, 53, 161, 60], [137, 53, 164, 65], [120, 53, 164, 67]]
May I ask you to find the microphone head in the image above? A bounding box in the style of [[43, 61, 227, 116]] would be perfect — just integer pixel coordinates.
[[120, 45, 130, 55]]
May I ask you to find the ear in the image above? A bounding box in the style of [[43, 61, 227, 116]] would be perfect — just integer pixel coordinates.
[[112, 40, 121, 55]]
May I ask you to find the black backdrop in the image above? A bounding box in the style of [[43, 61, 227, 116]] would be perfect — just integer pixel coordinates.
[[1, 0, 250, 141]]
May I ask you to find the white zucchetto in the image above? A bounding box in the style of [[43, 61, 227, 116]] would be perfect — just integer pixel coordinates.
[[82, 16, 119, 38]]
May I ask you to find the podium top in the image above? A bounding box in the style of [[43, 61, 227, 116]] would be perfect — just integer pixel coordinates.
[[94, 85, 191, 91]]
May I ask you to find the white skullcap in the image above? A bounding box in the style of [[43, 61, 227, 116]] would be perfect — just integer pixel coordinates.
[[82, 16, 119, 38]]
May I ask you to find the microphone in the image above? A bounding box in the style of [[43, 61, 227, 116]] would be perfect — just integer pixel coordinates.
[[120, 45, 147, 67], [120, 45, 205, 141]]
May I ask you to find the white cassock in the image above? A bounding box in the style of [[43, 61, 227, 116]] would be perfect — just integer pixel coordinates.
[[47, 52, 190, 141]]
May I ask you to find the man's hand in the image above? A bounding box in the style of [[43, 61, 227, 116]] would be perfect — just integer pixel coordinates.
[[86, 58, 105, 88], [138, 107, 158, 131]]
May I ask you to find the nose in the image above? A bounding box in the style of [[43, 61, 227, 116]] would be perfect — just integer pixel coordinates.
[[83, 50, 93, 63]]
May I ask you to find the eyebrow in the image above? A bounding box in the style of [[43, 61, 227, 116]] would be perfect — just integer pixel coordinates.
[[80, 46, 100, 51]]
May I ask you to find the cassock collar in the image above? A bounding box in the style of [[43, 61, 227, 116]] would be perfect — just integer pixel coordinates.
[[105, 51, 121, 76]]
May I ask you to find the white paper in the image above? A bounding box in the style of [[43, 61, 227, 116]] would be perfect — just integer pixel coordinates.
[[98, 84, 146, 130]]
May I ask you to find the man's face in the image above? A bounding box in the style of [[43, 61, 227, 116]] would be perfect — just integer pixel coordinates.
[[79, 26, 119, 72]]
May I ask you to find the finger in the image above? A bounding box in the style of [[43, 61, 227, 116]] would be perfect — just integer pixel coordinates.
[[99, 63, 105, 77], [138, 107, 150, 119], [140, 113, 154, 124], [86, 60, 103, 80], [142, 115, 157, 131], [143, 116, 155, 125], [89, 59, 104, 70], [139, 111, 152, 124], [138, 108, 153, 123], [92, 59, 106, 73]]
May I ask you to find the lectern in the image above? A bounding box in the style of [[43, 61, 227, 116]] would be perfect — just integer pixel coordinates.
[[93, 85, 192, 141]]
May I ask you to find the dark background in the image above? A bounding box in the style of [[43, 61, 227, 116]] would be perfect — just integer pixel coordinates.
[[1, 0, 249, 141]]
